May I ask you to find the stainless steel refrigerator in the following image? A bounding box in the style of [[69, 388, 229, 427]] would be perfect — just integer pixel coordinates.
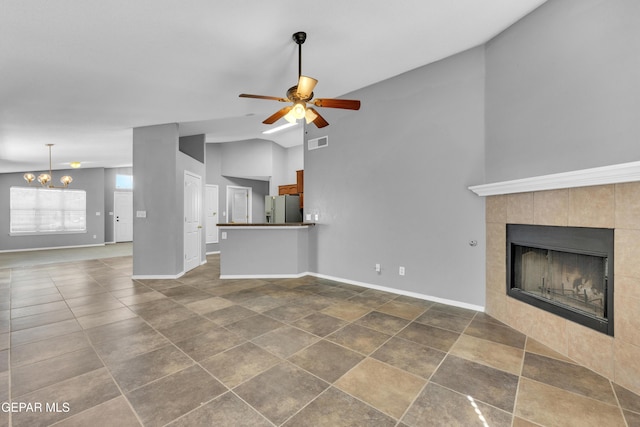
[[265, 195, 302, 223]]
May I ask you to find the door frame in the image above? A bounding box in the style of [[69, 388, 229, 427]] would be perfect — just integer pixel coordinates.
[[184, 171, 203, 273], [113, 191, 133, 243], [226, 185, 252, 224]]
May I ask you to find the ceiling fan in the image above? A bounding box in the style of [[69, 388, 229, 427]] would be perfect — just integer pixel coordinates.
[[239, 31, 361, 129]]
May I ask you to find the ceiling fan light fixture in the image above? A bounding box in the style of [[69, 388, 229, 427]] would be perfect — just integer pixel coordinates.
[[292, 102, 306, 120], [284, 110, 297, 124], [304, 108, 318, 124]]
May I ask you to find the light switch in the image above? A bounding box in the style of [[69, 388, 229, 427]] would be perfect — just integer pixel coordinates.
[[136, 211, 147, 218], [221, 232, 227, 240], [96, 212, 101, 216]]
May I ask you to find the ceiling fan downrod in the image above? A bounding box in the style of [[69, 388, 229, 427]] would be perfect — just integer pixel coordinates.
[[292, 31, 306, 79]]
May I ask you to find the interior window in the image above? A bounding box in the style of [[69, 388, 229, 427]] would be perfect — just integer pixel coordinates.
[[116, 174, 133, 190]]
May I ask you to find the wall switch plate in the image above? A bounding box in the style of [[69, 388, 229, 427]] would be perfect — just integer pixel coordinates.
[[96, 212, 101, 216], [314, 214, 319, 221], [375, 263, 381, 273], [136, 211, 147, 218], [306, 214, 312, 221], [399, 266, 405, 276], [221, 232, 227, 240]]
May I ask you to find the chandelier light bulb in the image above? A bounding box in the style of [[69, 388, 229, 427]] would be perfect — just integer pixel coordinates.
[[38, 173, 51, 186], [23, 173, 35, 184]]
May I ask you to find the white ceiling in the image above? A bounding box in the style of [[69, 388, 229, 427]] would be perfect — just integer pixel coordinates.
[[0, 0, 547, 173]]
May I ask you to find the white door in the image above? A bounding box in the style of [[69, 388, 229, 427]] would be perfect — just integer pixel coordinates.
[[227, 186, 251, 224], [184, 172, 202, 273], [114, 192, 133, 242], [205, 185, 219, 244]]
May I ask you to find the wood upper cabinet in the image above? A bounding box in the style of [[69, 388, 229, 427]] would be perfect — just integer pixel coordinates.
[[278, 184, 298, 195], [277, 170, 304, 208], [296, 170, 304, 193]]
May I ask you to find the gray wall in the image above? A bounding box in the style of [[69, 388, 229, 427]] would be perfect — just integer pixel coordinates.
[[485, 0, 640, 182], [0, 168, 105, 251], [305, 46, 486, 307], [104, 167, 133, 243], [206, 143, 270, 253], [220, 139, 273, 179], [132, 123, 182, 276], [286, 145, 304, 184]]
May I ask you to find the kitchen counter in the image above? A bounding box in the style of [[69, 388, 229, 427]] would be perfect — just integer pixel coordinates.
[[216, 223, 314, 278], [217, 222, 315, 228]]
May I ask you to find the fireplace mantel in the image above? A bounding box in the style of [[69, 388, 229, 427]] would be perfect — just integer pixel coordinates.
[[469, 161, 640, 197]]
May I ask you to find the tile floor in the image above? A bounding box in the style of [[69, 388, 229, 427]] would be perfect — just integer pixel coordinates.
[[1, 253, 640, 426]]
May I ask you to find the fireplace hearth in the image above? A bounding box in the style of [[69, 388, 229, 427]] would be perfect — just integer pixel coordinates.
[[507, 224, 614, 336]]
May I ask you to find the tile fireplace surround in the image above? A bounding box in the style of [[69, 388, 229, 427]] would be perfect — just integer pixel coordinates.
[[482, 181, 640, 396]]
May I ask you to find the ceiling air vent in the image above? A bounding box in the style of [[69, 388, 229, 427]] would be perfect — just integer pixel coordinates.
[[308, 136, 328, 151]]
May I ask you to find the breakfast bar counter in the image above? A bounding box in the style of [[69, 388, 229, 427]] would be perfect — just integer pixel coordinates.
[[217, 223, 315, 278]]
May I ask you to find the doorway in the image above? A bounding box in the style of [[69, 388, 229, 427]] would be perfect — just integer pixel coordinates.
[[184, 171, 202, 273], [114, 191, 133, 242], [205, 185, 219, 244], [226, 186, 252, 224]]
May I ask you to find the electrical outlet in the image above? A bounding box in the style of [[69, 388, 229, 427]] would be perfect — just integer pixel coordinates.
[[399, 266, 405, 276], [375, 263, 381, 273]]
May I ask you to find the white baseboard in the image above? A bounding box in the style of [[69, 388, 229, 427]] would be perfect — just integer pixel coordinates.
[[0, 243, 105, 254], [206, 251, 220, 255], [219, 272, 308, 279], [307, 272, 485, 312], [132, 271, 185, 280]]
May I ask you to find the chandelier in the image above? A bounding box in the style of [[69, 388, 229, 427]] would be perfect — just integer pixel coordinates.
[[23, 144, 74, 188]]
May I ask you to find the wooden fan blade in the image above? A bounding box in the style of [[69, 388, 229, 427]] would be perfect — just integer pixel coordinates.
[[307, 108, 329, 128], [296, 76, 318, 99], [239, 94, 288, 102], [263, 106, 292, 124], [313, 98, 361, 110]]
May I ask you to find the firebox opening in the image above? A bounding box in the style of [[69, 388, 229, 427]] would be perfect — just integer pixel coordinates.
[[506, 224, 614, 336]]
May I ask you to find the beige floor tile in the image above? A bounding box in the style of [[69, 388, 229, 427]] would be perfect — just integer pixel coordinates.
[[403, 382, 513, 427], [201, 342, 282, 388], [516, 378, 626, 427], [321, 301, 371, 321], [376, 300, 426, 320], [335, 358, 425, 418], [284, 387, 395, 427], [234, 362, 329, 425], [288, 340, 364, 383], [450, 334, 524, 375], [430, 355, 519, 412]]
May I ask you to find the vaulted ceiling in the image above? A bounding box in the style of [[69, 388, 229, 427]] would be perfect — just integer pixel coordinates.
[[0, 0, 547, 173]]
